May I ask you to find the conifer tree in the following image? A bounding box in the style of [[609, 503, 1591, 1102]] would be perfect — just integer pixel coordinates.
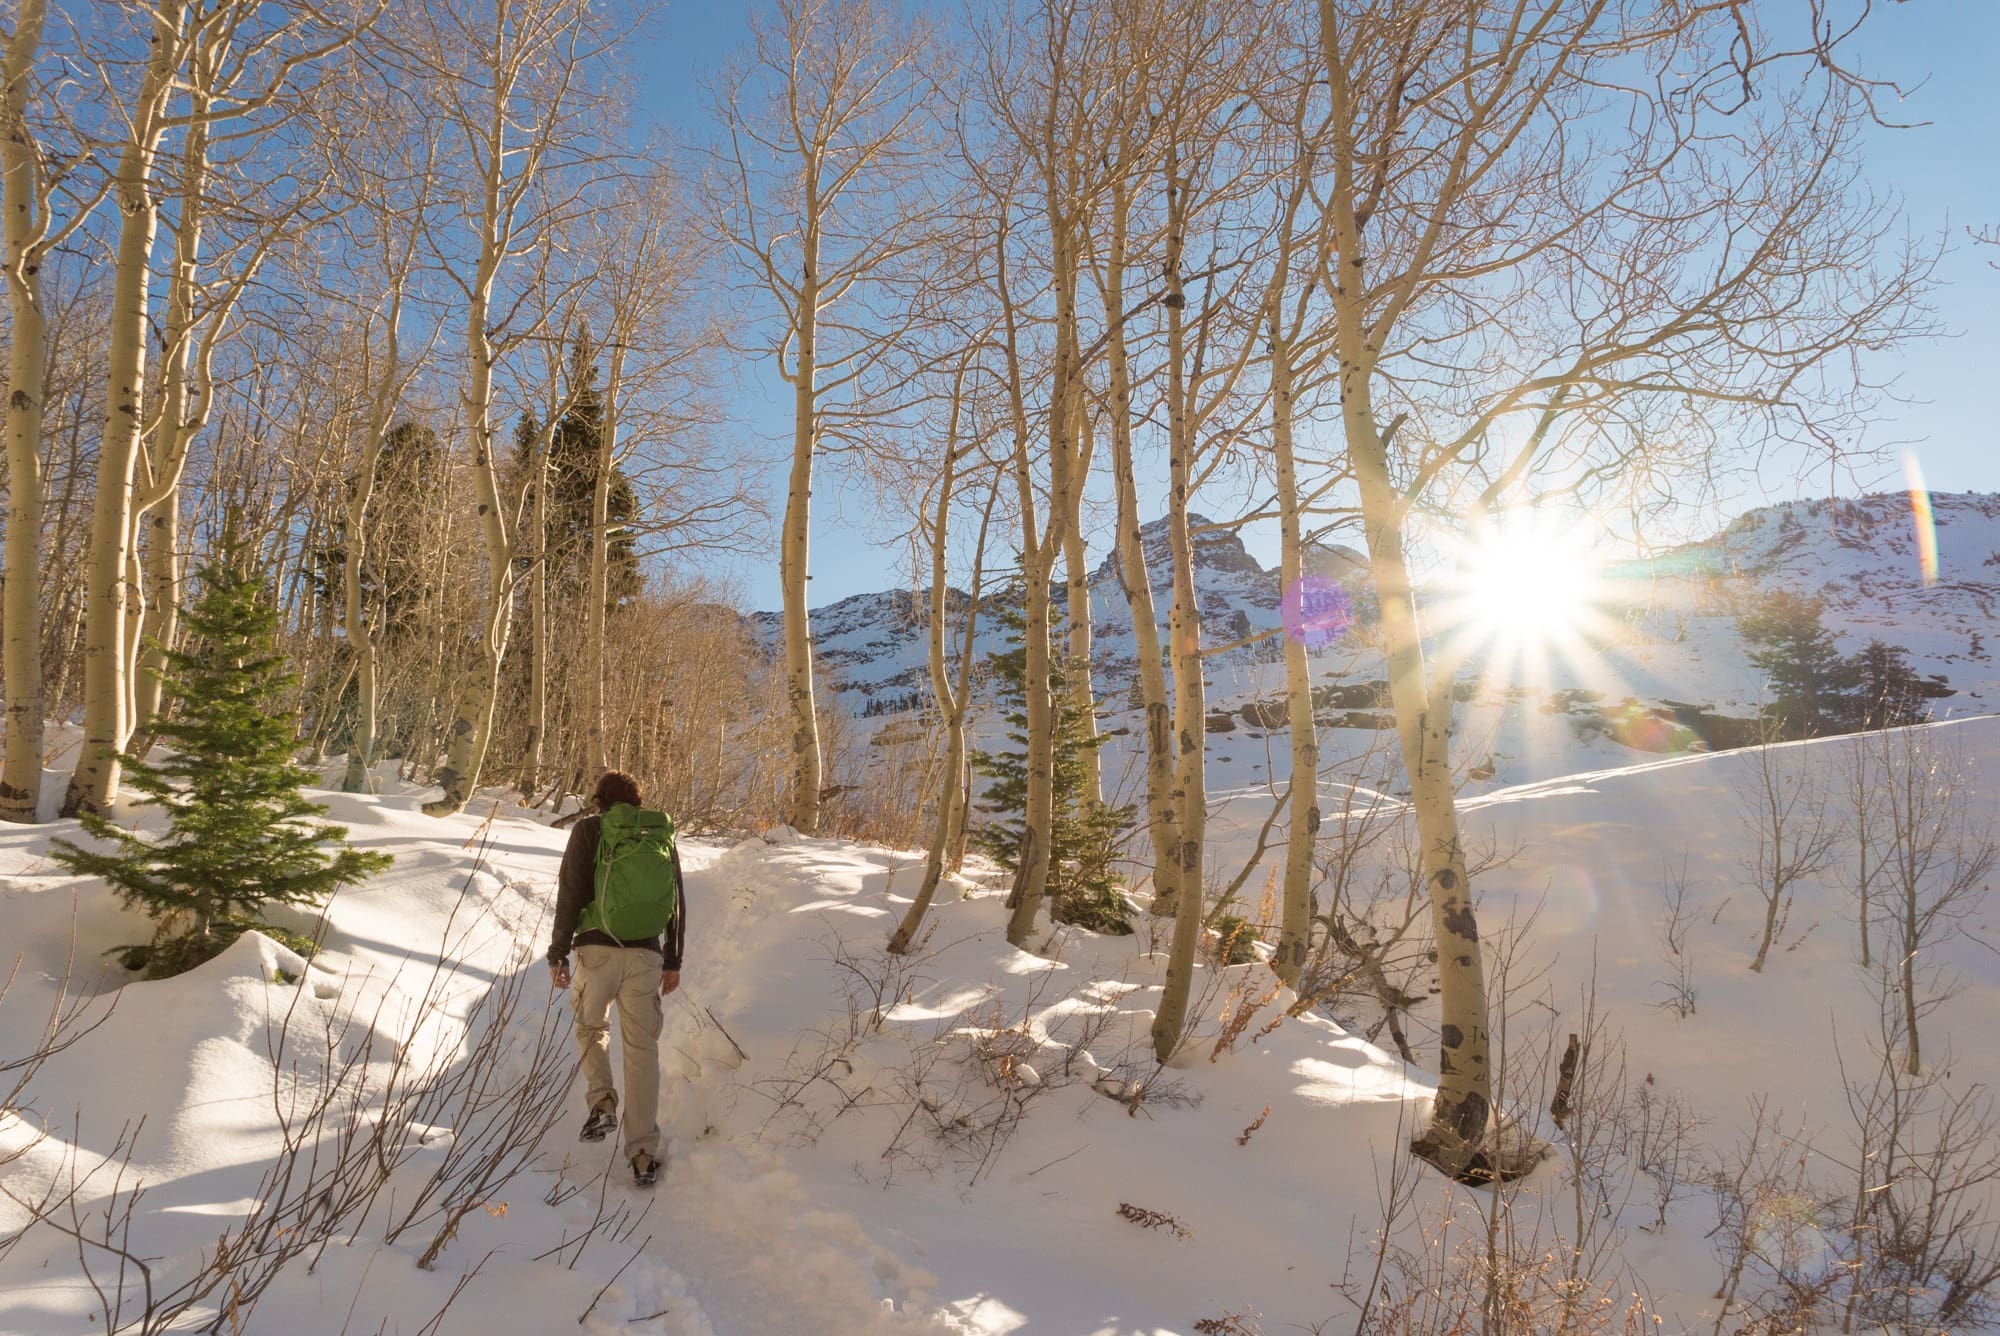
[[52, 544, 392, 978], [972, 608, 1133, 934], [1853, 638, 1930, 728], [540, 337, 641, 608], [1737, 591, 1860, 738]]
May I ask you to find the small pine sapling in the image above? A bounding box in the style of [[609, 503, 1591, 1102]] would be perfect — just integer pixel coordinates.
[[52, 543, 392, 977], [971, 606, 1134, 934]]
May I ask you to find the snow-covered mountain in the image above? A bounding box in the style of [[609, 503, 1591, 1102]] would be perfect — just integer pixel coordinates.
[[765, 492, 2000, 791], [750, 516, 1364, 715]]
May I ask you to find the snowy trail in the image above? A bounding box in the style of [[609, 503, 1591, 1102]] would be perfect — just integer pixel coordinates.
[[576, 837, 963, 1335], [419, 827, 966, 1335]]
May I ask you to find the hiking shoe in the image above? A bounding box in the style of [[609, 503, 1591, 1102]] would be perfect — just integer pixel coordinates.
[[631, 1152, 660, 1189], [579, 1105, 617, 1143]]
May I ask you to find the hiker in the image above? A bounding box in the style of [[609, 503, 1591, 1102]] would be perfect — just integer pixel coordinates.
[[547, 770, 687, 1188]]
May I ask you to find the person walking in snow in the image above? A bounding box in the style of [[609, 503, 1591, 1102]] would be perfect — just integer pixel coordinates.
[[548, 770, 687, 1188]]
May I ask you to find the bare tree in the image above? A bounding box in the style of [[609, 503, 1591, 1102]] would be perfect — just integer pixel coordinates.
[[1144, 6, 1267, 1063], [1868, 726, 1995, 1076], [0, 1, 101, 822], [969, 0, 1125, 950], [1309, 0, 1931, 1173], [128, 26, 344, 756], [330, 88, 441, 794], [889, 349, 1000, 955], [1739, 726, 1840, 974], [401, 0, 616, 816], [712, 0, 937, 837], [1081, 1, 1180, 923], [575, 159, 719, 782], [62, 0, 376, 818], [1245, 11, 1348, 984]]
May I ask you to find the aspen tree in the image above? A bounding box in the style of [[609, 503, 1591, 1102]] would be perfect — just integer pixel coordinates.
[[129, 32, 334, 753], [406, 0, 612, 817], [335, 108, 439, 794], [971, 0, 1113, 949], [1251, 31, 1344, 986], [1090, 73, 1181, 915], [1311, 0, 1929, 1172], [62, 0, 372, 817], [1061, 404, 1100, 806], [577, 165, 714, 780], [889, 350, 1000, 954], [713, 0, 937, 836], [0, 1, 100, 822], [1140, 3, 1266, 1062], [61, 2, 195, 817]]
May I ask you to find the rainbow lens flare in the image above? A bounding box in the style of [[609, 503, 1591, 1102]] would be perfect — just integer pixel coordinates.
[[1905, 452, 1938, 588]]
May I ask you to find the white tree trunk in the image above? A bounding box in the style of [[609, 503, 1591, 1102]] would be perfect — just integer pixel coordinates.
[[339, 441, 380, 794], [1103, 187, 1180, 915], [1320, 1, 1491, 1169], [1062, 404, 1100, 807], [1003, 224, 1079, 949], [1151, 163, 1209, 1060], [1352, 412, 1491, 1167], [890, 422, 981, 956], [584, 343, 623, 779], [130, 501, 179, 743], [0, 0, 50, 823], [1270, 329, 1317, 985], [782, 250, 822, 834], [521, 432, 548, 797], [423, 278, 512, 815], [61, 1, 184, 817]]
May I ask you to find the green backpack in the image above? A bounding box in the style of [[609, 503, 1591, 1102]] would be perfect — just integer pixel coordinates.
[[577, 803, 679, 941]]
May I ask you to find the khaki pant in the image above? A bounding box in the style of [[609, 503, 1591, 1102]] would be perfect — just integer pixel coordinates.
[[571, 944, 664, 1161]]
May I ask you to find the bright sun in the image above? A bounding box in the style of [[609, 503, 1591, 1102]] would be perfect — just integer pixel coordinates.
[[1442, 513, 1604, 660]]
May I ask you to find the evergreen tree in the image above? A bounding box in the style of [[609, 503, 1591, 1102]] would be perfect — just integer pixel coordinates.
[[312, 419, 451, 644], [1736, 591, 1859, 738], [1853, 638, 1929, 728], [971, 607, 1133, 934], [52, 544, 392, 978], [538, 335, 641, 610]]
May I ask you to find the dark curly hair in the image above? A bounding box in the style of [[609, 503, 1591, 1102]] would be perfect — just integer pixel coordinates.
[[592, 770, 643, 811]]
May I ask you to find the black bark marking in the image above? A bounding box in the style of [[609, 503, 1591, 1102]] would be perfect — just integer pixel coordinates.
[[1435, 868, 1456, 892], [1551, 1034, 1584, 1131], [1440, 1023, 1462, 1049], [1451, 1091, 1489, 1143], [1441, 901, 1478, 942]]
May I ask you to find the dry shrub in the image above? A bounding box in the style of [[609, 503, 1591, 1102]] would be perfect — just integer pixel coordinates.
[[1117, 1201, 1192, 1239]]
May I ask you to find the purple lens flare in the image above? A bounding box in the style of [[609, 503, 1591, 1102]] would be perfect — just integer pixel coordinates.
[[1282, 576, 1351, 650]]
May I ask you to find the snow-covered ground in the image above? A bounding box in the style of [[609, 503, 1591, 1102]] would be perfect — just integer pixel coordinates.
[[6, 717, 2000, 1333]]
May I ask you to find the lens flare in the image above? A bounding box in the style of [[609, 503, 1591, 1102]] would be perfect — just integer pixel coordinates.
[[1906, 452, 1938, 588], [1282, 575, 1352, 650], [1435, 509, 1611, 687]]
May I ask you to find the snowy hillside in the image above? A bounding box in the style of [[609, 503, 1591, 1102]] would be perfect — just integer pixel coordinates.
[[778, 493, 2000, 794], [7, 719, 2000, 1333]]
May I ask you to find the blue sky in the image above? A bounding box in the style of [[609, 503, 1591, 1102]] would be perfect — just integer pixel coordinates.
[[624, 1, 2000, 611]]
